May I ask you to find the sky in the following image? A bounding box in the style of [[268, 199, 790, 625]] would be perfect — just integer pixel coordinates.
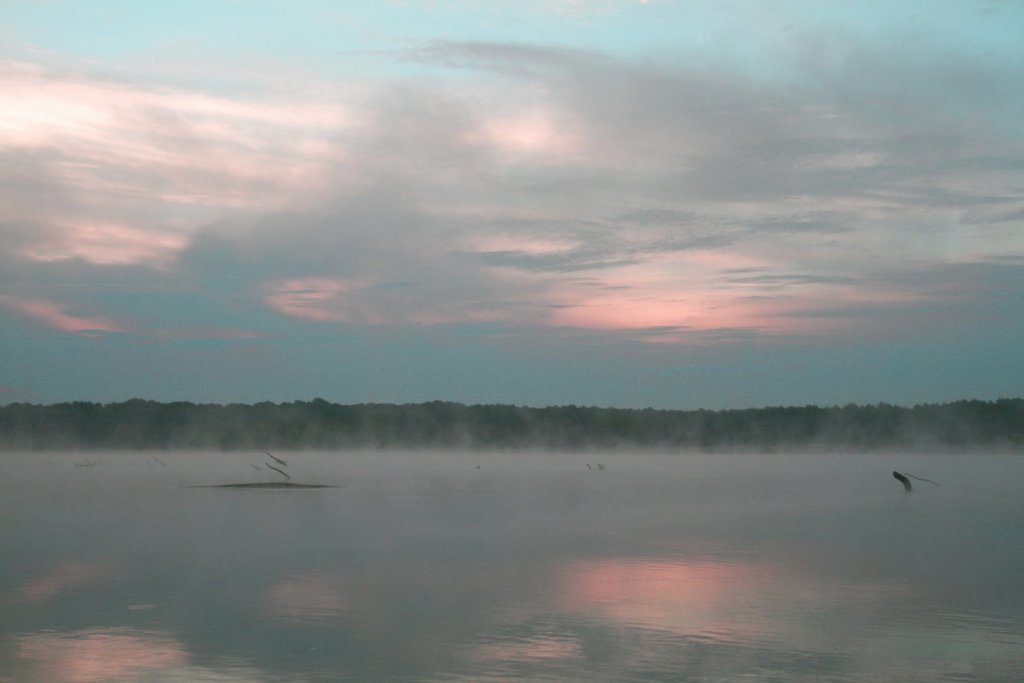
[[1, 0, 1022, 409]]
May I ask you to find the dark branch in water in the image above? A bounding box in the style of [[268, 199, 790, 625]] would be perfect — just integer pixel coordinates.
[[892, 471, 912, 492], [264, 451, 288, 467], [265, 462, 291, 480], [903, 472, 939, 486], [192, 482, 334, 489]]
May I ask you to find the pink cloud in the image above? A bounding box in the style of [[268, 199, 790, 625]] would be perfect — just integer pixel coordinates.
[[0, 294, 270, 341], [466, 107, 584, 162], [0, 60, 361, 277], [548, 294, 741, 330], [262, 277, 504, 326], [22, 220, 187, 266], [0, 60, 348, 215], [462, 233, 581, 255], [0, 295, 129, 335], [456, 227, 824, 337], [0, 61, 348, 150], [255, 248, 925, 344], [538, 255, 782, 335], [523, 242, 939, 341], [263, 277, 356, 323]]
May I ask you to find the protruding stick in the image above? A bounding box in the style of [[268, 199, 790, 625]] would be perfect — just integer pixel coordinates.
[[266, 462, 291, 480], [264, 452, 288, 467], [892, 471, 912, 492]]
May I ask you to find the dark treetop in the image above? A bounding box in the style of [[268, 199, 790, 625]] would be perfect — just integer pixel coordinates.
[[1, 398, 1022, 451]]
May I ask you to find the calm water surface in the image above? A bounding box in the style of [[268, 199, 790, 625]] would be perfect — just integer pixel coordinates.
[[1, 450, 1022, 682]]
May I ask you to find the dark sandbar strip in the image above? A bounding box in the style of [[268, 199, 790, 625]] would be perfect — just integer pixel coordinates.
[[191, 482, 338, 489]]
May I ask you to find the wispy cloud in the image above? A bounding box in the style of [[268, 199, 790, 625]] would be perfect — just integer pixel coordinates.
[[1, 1, 1021, 405], [172, 29, 1023, 341], [22, 220, 188, 266], [0, 294, 129, 335], [0, 59, 349, 272]]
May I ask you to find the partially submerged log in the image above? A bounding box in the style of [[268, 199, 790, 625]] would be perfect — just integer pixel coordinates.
[[191, 482, 337, 490]]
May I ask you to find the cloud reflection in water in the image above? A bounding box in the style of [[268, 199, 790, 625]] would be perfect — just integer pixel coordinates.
[[264, 571, 348, 626], [17, 629, 188, 683], [557, 557, 770, 638], [14, 559, 117, 603], [16, 628, 283, 683], [3, 451, 1023, 682]]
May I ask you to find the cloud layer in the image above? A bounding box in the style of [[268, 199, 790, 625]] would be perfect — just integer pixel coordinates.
[[1, 1, 1022, 406]]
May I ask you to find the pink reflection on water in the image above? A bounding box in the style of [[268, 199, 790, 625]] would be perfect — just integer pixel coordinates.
[[14, 559, 117, 603], [264, 571, 348, 625], [469, 635, 583, 666], [17, 629, 188, 683], [558, 557, 772, 636]]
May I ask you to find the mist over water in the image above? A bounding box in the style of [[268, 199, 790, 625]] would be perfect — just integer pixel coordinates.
[[2, 450, 1022, 681]]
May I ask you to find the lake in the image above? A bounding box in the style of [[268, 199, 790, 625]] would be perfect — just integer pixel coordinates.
[[1, 450, 1022, 682]]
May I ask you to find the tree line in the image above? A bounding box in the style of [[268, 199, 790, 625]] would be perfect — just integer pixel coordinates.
[[0, 398, 1021, 451]]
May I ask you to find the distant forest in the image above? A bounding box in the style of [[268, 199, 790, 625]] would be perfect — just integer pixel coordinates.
[[1, 398, 1022, 451]]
